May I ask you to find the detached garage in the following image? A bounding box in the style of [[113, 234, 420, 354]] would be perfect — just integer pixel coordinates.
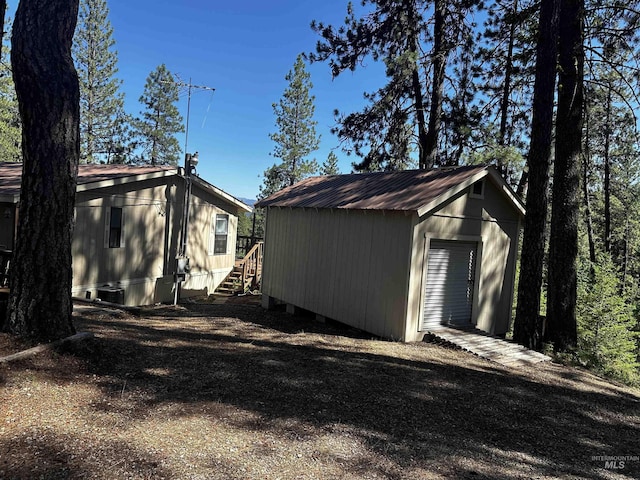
[[256, 165, 525, 341]]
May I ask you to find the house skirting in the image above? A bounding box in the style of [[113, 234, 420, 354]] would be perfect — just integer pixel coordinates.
[[72, 267, 232, 306]]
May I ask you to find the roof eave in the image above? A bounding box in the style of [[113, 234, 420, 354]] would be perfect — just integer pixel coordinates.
[[192, 176, 252, 213], [416, 167, 525, 218], [76, 168, 178, 192], [416, 168, 491, 217], [486, 168, 526, 216]]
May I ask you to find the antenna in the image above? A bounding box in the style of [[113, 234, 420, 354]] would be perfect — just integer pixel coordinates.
[[174, 74, 216, 156]]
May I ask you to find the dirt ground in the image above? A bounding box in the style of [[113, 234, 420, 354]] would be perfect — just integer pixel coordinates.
[[1, 296, 639, 479]]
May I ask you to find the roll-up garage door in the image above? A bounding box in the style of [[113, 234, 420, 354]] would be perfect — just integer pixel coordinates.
[[422, 240, 477, 330]]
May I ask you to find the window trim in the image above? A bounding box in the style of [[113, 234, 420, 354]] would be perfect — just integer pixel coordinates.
[[469, 180, 485, 199], [209, 213, 229, 255], [104, 206, 124, 249]]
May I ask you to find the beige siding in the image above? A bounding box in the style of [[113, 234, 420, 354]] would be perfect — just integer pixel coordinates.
[[73, 178, 173, 304], [262, 171, 521, 342], [182, 185, 239, 297], [404, 177, 521, 340], [72, 176, 240, 305], [262, 207, 413, 339]]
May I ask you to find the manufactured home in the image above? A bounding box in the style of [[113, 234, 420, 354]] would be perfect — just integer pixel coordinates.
[[256, 165, 524, 341], [0, 163, 251, 305]]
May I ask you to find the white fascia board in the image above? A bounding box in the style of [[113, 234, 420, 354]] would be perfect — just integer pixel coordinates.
[[192, 176, 253, 213], [416, 168, 490, 217], [486, 168, 526, 216], [415, 167, 526, 218], [76, 169, 179, 192]]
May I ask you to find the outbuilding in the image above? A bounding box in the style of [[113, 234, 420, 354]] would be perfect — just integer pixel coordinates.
[[256, 165, 525, 341]]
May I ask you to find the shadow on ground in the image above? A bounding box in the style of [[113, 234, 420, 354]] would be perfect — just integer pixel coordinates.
[[2, 301, 639, 479]]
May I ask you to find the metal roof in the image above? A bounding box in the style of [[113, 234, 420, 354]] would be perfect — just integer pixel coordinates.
[[0, 163, 252, 213], [0, 163, 176, 198], [255, 165, 514, 214]]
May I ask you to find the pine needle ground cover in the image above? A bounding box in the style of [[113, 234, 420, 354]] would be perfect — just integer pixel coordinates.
[[1, 300, 639, 479]]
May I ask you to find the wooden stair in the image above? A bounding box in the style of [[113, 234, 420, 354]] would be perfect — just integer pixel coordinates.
[[215, 266, 245, 295], [215, 241, 263, 296]]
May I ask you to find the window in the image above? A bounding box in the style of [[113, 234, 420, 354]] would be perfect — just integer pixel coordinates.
[[210, 214, 229, 255], [105, 207, 123, 248], [469, 180, 485, 199]]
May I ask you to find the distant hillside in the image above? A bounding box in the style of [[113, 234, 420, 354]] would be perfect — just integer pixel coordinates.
[[239, 198, 256, 207]]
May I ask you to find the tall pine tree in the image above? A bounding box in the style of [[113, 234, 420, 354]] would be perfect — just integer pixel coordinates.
[[73, 0, 126, 163], [7, 0, 80, 341], [513, 0, 560, 350], [0, 22, 21, 162], [0, 1, 5, 58], [321, 151, 340, 175], [260, 55, 320, 198], [545, 0, 584, 352], [135, 64, 184, 165], [311, 0, 481, 171]]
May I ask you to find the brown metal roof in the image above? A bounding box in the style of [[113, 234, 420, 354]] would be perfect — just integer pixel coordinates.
[[0, 163, 23, 197], [77, 164, 176, 185], [0, 162, 253, 213], [256, 165, 490, 212], [0, 162, 176, 198]]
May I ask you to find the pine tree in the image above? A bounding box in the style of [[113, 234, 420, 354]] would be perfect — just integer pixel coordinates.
[[260, 55, 320, 198], [0, 29, 21, 162], [73, 0, 126, 163], [577, 256, 639, 385], [135, 64, 184, 165], [477, 0, 537, 153], [311, 0, 481, 171], [7, 0, 79, 341], [546, 0, 584, 352], [513, 0, 560, 350], [321, 151, 340, 175], [0, 1, 6, 57]]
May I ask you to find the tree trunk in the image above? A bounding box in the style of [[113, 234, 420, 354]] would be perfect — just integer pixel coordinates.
[[603, 88, 612, 253], [499, 0, 518, 150], [582, 137, 596, 268], [622, 215, 629, 290], [412, 53, 429, 170], [546, 0, 583, 352], [405, 0, 429, 170], [582, 116, 596, 267], [513, 0, 560, 350], [515, 169, 529, 199], [423, 0, 447, 168], [0, 0, 6, 58], [5, 0, 80, 341]]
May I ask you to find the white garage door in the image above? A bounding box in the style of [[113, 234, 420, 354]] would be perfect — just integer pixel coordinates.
[[422, 240, 477, 330]]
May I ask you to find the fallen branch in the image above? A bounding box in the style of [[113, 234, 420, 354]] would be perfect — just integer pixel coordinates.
[[72, 296, 141, 315], [0, 331, 93, 364]]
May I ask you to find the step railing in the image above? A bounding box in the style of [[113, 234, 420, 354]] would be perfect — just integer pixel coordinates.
[[238, 241, 263, 291], [236, 235, 264, 259]]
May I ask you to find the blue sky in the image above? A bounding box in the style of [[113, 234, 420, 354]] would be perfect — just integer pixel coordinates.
[[88, 0, 386, 199]]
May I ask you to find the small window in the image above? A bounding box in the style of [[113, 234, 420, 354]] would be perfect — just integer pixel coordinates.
[[108, 207, 123, 248], [470, 180, 484, 199], [210, 214, 229, 255]]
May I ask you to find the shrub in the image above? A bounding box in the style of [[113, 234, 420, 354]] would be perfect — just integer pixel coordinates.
[[576, 256, 639, 385]]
